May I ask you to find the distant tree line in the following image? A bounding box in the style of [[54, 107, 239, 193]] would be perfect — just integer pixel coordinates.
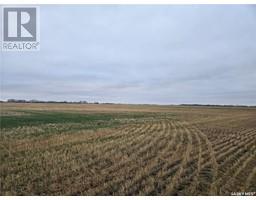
[[0, 100, 255, 107], [3, 99, 99, 104], [179, 104, 256, 108]]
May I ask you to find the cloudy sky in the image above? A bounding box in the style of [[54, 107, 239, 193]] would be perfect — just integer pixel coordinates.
[[1, 5, 256, 105]]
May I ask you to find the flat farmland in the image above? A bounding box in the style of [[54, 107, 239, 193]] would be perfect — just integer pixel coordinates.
[[0, 103, 256, 195]]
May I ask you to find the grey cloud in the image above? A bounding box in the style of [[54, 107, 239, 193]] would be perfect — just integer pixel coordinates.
[[1, 5, 256, 105]]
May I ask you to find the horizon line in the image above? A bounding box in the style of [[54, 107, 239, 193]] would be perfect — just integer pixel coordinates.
[[1, 99, 255, 107]]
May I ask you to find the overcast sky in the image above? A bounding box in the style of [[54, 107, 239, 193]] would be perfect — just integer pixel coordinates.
[[1, 5, 256, 105]]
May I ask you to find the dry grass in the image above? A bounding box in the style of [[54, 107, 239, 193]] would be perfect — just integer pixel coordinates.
[[0, 103, 256, 195]]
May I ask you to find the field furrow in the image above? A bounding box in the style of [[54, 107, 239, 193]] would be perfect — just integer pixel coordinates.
[[1, 104, 256, 195]]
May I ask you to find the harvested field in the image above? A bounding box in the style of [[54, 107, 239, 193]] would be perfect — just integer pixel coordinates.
[[0, 103, 256, 195]]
